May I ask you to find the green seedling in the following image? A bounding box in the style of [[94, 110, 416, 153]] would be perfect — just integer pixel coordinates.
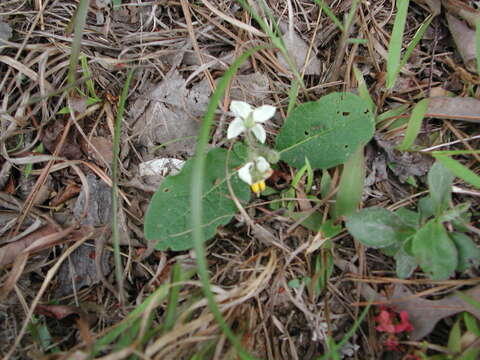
[[346, 162, 480, 280]]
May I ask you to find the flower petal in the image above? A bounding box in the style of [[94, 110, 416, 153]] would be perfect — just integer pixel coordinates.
[[255, 156, 270, 173], [251, 124, 266, 143], [230, 100, 252, 118], [238, 162, 253, 185], [227, 118, 246, 139], [252, 105, 276, 123]]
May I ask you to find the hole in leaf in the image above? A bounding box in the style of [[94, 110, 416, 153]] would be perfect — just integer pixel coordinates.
[[344, 144, 349, 149], [304, 131, 310, 136], [342, 111, 350, 116], [163, 188, 170, 193]]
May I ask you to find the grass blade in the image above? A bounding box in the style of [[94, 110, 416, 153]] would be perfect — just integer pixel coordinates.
[[67, 0, 89, 86], [111, 68, 134, 304], [333, 145, 366, 219], [396, 98, 430, 150], [433, 155, 480, 189], [162, 262, 182, 333], [386, 0, 410, 89], [314, 0, 344, 32]]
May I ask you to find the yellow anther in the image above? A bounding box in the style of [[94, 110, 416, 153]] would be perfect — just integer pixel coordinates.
[[250, 180, 266, 194]]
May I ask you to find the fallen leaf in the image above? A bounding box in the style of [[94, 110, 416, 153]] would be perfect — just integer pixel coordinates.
[[35, 304, 95, 345], [277, 24, 321, 75], [336, 259, 480, 340], [0, 224, 57, 268], [442, 0, 480, 29], [427, 96, 480, 123], [131, 70, 210, 157], [446, 13, 477, 72], [387, 285, 480, 340], [54, 241, 110, 297], [375, 133, 434, 182], [50, 181, 81, 207], [83, 136, 113, 165], [73, 173, 111, 226], [229, 73, 271, 105]]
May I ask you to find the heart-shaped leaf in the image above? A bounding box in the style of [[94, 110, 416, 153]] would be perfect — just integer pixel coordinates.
[[275, 92, 375, 169], [144, 147, 250, 251]]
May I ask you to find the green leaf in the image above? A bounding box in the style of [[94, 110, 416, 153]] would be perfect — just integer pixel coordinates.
[[276, 92, 375, 169], [464, 312, 480, 336], [320, 170, 332, 199], [434, 155, 480, 189], [333, 145, 366, 219], [411, 220, 458, 280], [395, 207, 420, 229], [394, 245, 417, 278], [450, 232, 480, 272], [418, 195, 435, 222], [428, 162, 455, 214], [448, 320, 462, 353], [346, 208, 412, 248], [460, 348, 480, 360], [396, 98, 430, 151], [353, 65, 375, 113], [439, 202, 471, 223], [386, 0, 410, 88], [144, 147, 250, 251]]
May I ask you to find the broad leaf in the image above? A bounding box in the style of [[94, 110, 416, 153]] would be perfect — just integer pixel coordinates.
[[275, 92, 375, 169], [428, 161, 455, 214], [394, 245, 417, 279], [418, 195, 435, 222], [346, 208, 412, 248], [395, 207, 420, 229], [411, 220, 458, 280], [450, 232, 480, 272], [144, 147, 250, 251]]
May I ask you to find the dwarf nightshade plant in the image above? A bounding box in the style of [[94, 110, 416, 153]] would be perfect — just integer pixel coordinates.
[[346, 162, 480, 280], [144, 92, 375, 251]]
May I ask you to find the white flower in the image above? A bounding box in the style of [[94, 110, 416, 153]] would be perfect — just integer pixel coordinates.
[[238, 156, 272, 186], [227, 100, 276, 143]]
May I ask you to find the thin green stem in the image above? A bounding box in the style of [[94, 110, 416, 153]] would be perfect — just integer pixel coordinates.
[[112, 68, 134, 305]]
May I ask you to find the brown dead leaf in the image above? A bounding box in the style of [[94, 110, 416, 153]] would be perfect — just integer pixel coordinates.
[[427, 96, 480, 122], [0, 223, 57, 268], [277, 23, 321, 76], [337, 260, 480, 340], [131, 70, 209, 156], [54, 241, 111, 297], [412, 0, 441, 15], [447, 13, 477, 72], [35, 304, 95, 346], [42, 118, 82, 159], [442, 0, 480, 29], [82, 136, 113, 165], [387, 284, 480, 340], [50, 181, 81, 207], [375, 133, 434, 182], [230, 73, 271, 106]]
